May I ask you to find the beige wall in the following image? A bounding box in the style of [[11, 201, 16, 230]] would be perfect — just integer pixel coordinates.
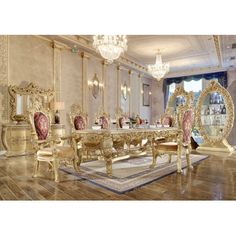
[[0, 35, 160, 149]]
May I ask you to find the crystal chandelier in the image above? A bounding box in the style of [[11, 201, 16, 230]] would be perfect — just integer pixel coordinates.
[[148, 50, 170, 81], [93, 35, 127, 64]]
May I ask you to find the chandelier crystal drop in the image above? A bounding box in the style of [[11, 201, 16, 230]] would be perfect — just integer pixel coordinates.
[[93, 35, 127, 64], [148, 50, 170, 81]]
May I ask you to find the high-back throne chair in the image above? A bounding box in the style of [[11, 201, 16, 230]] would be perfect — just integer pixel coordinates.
[[28, 96, 78, 182], [151, 103, 194, 173]]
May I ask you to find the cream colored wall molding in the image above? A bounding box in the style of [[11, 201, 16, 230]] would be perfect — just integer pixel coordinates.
[[102, 60, 108, 111], [54, 35, 151, 78], [52, 41, 62, 103], [128, 70, 132, 116], [116, 65, 121, 111], [81, 52, 89, 112], [0, 35, 9, 150], [213, 35, 223, 67]]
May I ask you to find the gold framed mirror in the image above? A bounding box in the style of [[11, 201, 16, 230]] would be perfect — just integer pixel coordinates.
[[196, 81, 234, 152], [9, 82, 54, 122]]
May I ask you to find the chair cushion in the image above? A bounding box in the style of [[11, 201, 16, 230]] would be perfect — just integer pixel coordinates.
[[156, 142, 178, 152], [34, 112, 49, 140], [37, 146, 74, 158], [74, 115, 86, 130]]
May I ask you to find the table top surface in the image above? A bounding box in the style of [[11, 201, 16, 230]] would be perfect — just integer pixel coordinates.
[[76, 127, 179, 134]]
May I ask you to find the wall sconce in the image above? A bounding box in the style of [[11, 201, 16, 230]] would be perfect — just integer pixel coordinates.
[[88, 73, 103, 99], [121, 82, 131, 100], [149, 91, 152, 95], [141, 90, 144, 94]]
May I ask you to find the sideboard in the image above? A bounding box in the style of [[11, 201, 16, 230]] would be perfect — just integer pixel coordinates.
[[1, 123, 65, 157]]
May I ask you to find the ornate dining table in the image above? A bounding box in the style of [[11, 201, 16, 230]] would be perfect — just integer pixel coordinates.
[[75, 127, 183, 176]]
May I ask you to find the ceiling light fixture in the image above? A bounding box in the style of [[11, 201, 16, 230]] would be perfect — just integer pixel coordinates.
[[93, 35, 127, 64], [147, 50, 170, 81]]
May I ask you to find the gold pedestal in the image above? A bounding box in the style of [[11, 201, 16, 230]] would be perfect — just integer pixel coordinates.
[[197, 139, 235, 153]]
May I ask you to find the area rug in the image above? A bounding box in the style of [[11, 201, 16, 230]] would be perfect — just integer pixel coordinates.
[[60, 154, 208, 194]]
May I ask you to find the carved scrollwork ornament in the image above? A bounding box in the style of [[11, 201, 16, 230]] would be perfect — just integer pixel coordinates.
[[196, 81, 234, 145]]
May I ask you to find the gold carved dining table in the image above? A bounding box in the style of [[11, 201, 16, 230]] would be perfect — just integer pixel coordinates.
[[75, 127, 183, 176]]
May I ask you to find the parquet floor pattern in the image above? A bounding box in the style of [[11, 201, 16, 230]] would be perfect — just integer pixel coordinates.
[[0, 153, 236, 200]]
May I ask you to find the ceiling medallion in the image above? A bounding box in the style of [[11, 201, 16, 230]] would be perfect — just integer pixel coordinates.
[[93, 35, 127, 64], [148, 50, 170, 81]]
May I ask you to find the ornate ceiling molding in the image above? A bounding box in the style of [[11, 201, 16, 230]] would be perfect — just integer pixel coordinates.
[[213, 35, 223, 67]]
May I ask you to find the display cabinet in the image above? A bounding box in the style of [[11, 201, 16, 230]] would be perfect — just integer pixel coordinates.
[[196, 81, 234, 153]]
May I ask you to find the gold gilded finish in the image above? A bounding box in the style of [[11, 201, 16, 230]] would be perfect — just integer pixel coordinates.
[[167, 86, 194, 112], [196, 81, 234, 152], [28, 96, 78, 182], [9, 82, 54, 122], [76, 128, 181, 176], [69, 104, 88, 132], [150, 103, 194, 173]]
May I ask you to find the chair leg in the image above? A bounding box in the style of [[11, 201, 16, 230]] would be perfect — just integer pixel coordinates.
[[186, 145, 193, 169], [33, 159, 39, 178], [177, 144, 183, 173], [168, 154, 172, 163], [150, 150, 158, 168], [53, 159, 60, 182]]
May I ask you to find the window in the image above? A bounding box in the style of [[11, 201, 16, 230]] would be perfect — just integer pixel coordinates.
[[168, 83, 176, 99], [184, 79, 203, 104]]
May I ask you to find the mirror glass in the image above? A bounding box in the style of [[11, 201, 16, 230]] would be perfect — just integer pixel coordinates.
[[200, 92, 226, 139], [16, 94, 30, 115]]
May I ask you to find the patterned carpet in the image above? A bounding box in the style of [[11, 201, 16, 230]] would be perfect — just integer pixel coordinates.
[[61, 154, 208, 194]]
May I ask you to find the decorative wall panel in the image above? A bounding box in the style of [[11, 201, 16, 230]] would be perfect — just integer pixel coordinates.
[[0, 36, 9, 150]]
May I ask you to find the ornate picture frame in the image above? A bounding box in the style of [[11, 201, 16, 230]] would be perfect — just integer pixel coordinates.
[[143, 83, 150, 106]]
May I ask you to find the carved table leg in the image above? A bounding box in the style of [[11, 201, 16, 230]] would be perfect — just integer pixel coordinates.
[[33, 159, 39, 178], [105, 154, 112, 176], [53, 158, 60, 182], [150, 145, 158, 168]]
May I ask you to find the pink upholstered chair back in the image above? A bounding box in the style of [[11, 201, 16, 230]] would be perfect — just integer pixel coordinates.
[[34, 112, 50, 140], [74, 115, 86, 130], [162, 116, 173, 127], [182, 109, 194, 146], [100, 116, 109, 129]]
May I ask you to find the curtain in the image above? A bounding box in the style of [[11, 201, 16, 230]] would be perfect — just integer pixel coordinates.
[[163, 71, 227, 109]]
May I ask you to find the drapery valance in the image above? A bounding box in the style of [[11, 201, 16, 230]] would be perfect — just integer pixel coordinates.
[[162, 71, 228, 109]]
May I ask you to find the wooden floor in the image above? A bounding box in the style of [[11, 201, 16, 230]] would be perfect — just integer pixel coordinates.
[[0, 152, 236, 200]]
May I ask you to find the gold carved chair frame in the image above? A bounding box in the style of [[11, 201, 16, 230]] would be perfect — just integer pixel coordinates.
[[69, 104, 88, 132]]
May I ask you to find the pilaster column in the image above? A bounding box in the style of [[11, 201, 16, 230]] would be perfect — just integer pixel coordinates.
[[102, 60, 108, 111], [128, 70, 132, 116], [81, 52, 89, 112], [0, 36, 9, 150], [138, 73, 142, 115], [116, 65, 121, 112], [52, 41, 63, 103]]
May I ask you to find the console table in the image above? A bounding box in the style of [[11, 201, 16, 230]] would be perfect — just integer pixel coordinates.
[[1, 123, 65, 157]]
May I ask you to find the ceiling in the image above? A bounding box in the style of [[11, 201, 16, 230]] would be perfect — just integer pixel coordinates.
[[122, 35, 236, 77], [45, 35, 236, 78]]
